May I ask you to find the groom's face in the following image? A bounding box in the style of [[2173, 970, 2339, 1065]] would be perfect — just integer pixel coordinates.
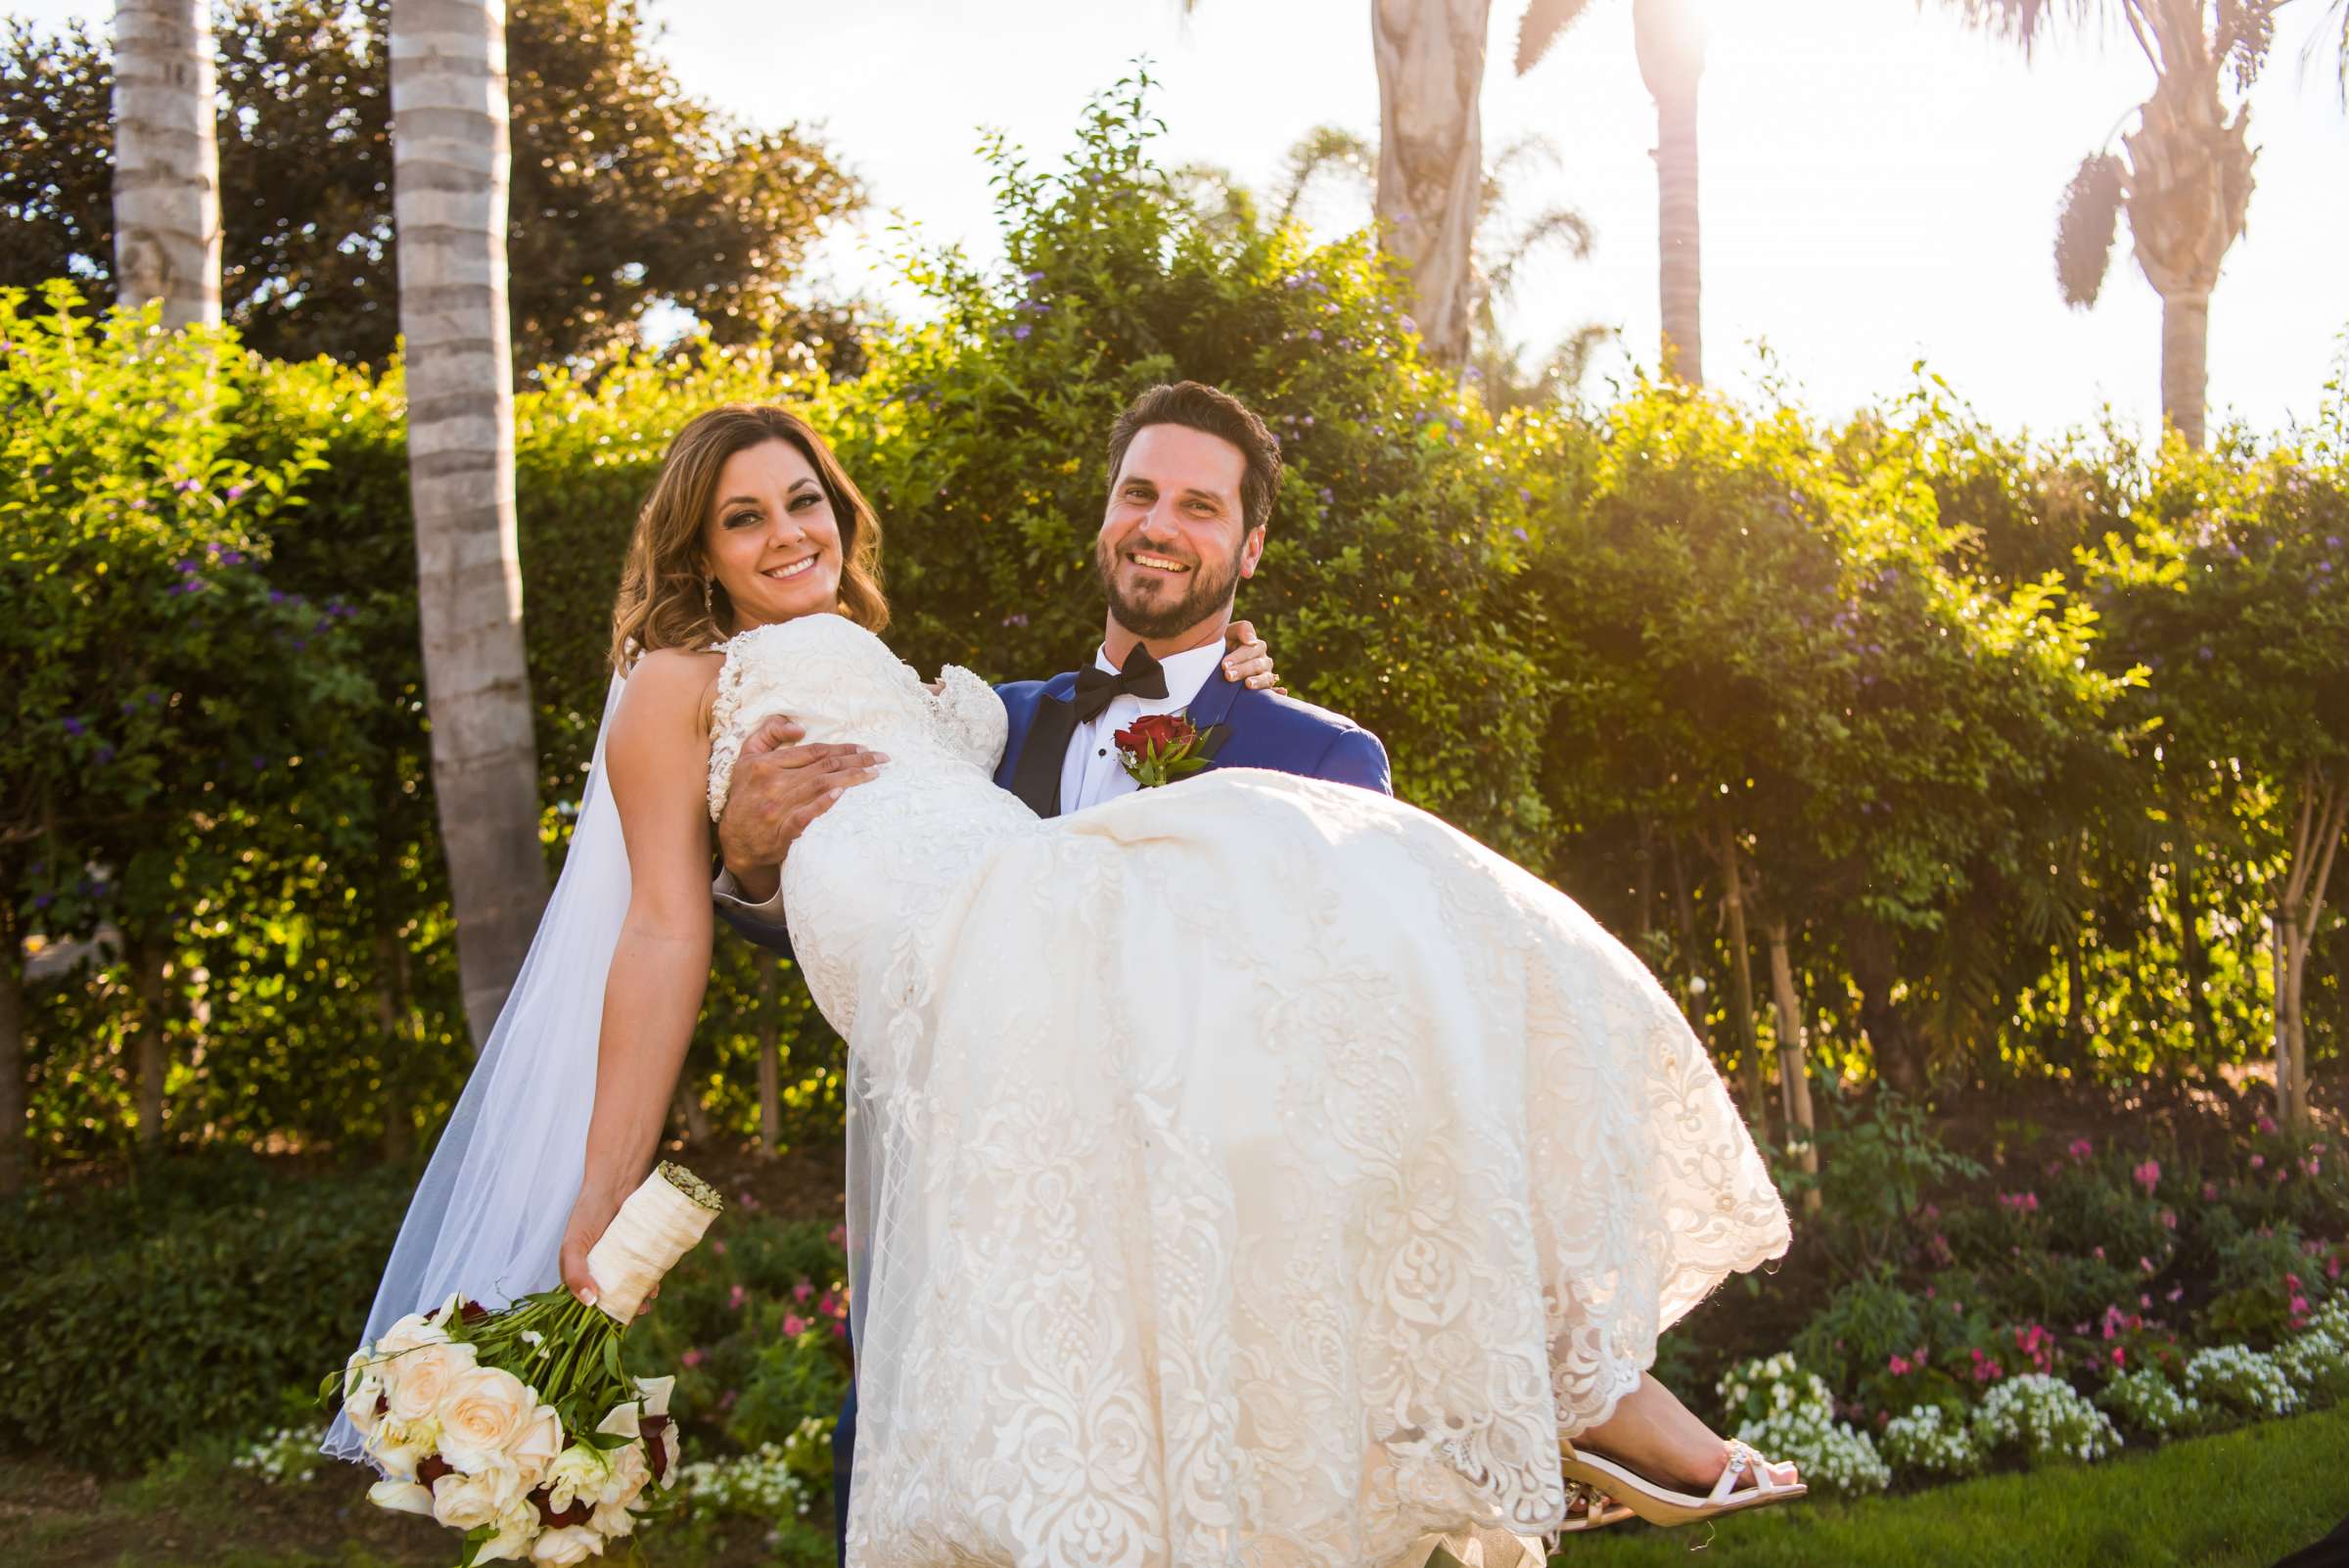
[[1096, 424, 1266, 642]]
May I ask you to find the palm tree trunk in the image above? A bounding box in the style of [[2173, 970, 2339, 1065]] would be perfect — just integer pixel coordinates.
[[1369, 0, 1490, 367], [392, 0, 547, 1048], [125, 935, 170, 1147], [1766, 918, 1820, 1213], [2159, 288, 2210, 448], [1652, 83, 1702, 384], [2274, 770, 2345, 1131], [757, 960, 782, 1156], [110, 0, 221, 328], [0, 906, 24, 1196], [671, 1074, 713, 1146]]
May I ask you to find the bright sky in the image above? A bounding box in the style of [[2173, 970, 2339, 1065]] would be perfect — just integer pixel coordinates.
[[23, 0, 2349, 438]]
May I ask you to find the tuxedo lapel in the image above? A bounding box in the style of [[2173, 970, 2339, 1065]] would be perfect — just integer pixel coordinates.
[[1184, 676, 1242, 769], [1012, 682, 1079, 817]]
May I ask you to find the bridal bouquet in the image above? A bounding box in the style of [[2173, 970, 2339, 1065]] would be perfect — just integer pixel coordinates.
[[331, 1163, 722, 1565]]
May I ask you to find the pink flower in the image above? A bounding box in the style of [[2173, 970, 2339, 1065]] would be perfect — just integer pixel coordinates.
[[2132, 1159, 2160, 1195], [832, 1320, 850, 1339], [719, 1388, 738, 1410], [1888, 1355, 1912, 1376], [728, 1283, 747, 1311], [2257, 1113, 2278, 1135], [2094, 1246, 2106, 1261], [2166, 1287, 2184, 1303], [2111, 1346, 2127, 1367], [2161, 1209, 2178, 1229], [792, 1280, 815, 1303], [682, 1348, 705, 1368], [2250, 1154, 2266, 1170], [783, 1314, 809, 1336], [2068, 1137, 2095, 1161], [2202, 1182, 2219, 1201], [828, 1223, 847, 1247], [2139, 1256, 2154, 1274], [711, 1239, 727, 1257]]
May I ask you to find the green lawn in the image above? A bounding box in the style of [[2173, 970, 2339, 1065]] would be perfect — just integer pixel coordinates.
[[1562, 1404, 2349, 1568], [6, 1407, 2344, 1568]]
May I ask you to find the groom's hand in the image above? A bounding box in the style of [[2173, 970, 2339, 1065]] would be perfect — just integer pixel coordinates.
[[716, 715, 886, 901]]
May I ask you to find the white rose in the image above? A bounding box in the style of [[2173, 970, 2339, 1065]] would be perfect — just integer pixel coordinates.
[[530, 1524, 605, 1565], [367, 1479, 435, 1515], [385, 1338, 479, 1425], [437, 1364, 534, 1472], [598, 1440, 650, 1509], [342, 1350, 385, 1437], [510, 1404, 565, 1489], [588, 1497, 638, 1539], [431, 1464, 523, 1531], [543, 1443, 613, 1514], [374, 1311, 451, 1357], [476, 1497, 542, 1565], [365, 1414, 438, 1479]]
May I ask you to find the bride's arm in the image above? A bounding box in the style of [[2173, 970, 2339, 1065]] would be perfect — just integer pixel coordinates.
[[557, 650, 719, 1310]]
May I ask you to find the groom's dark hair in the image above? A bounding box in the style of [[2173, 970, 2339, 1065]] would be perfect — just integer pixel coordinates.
[[1105, 382, 1284, 533]]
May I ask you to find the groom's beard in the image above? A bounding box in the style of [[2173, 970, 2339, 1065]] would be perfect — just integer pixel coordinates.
[[1096, 539, 1243, 640]]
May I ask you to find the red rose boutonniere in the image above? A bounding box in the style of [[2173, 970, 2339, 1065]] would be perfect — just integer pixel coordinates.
[[1114, 713, 1217, 789]]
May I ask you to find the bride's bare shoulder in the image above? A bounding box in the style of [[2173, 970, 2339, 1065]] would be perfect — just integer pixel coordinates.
[[617, 647, 725, 740]]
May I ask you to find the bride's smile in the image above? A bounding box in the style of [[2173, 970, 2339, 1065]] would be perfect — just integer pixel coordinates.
[[705, 438, 846, 630]]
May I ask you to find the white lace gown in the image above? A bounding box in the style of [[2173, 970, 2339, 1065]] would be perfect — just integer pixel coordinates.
[[706, 615, 1790, 1568]]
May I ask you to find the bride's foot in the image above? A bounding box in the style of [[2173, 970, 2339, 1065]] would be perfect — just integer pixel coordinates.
[[1559, 1373, 1804, 1526]]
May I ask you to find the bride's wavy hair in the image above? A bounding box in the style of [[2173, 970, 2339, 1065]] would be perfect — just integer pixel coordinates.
[[610, 404, 888, 670]]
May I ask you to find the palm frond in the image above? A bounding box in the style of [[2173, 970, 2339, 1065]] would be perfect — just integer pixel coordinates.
[[1517, 0, 1603, 74], [1933, 0, 2132, 58], [2054, 151, 2126, 309], [1272, 125, 1374, 229], [1488, 207, 1598, 303], [2304, 0, 2349, 105]]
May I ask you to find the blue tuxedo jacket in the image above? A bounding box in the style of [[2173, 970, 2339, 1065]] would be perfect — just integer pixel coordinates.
[[730, 663, 1389, 1568]]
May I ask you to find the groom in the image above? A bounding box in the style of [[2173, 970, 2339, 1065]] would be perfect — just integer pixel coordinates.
[[711, 380, 1390, 1563]]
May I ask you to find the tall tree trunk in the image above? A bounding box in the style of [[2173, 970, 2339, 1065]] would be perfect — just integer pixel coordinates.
[[111, 0, 221, 328], [0, 907, 24, 1196], [374, 920, 415, 1163], [1634, 0, 1707, 384], [1667, 835, 1711, 1049], [2158, 289, 2209, 449], [671, 1074, 712, 1146], [2061, 929, 2089, 1068], [1633, 819, 1656, 952], [1713, 826, 1769, 1141], [2275, 771, 2345, 1133], [392, 0, 547, 1048], [124, 935, 171, 1147], [2176, 828, 2218, 1058], [1766, 918, 1820, 1214], [757, 960, 782, 1157], [1851, 915, 1926, 1095], [1369, 0, 1489, 367]]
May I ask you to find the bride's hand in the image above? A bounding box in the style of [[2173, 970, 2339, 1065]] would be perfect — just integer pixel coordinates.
[[559, 1175, 659, 1316], [1222, 620, 1283, 693]]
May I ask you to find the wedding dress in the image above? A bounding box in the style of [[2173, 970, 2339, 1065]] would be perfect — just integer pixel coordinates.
[[709, 613, 1790, 1568]]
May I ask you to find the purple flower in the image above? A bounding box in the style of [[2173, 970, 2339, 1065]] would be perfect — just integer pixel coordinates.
[[268, 590, 288, 605], [95, 746, 115, 764], [1012, 324, 1032, 341], [174, 479, 200, 494], [31, 894, 51, 910], [219, 550, 246, 567], [1025, 269, 1045, 283], [1000, 613, 1029, 627], [251, 755, 267, 772], [226, 484, 250, 502], [1317, 487, 1334, 504], [1307, 330, 1322, 342], [62, 717, 85, 736], [1511, 527, 1529, 541]]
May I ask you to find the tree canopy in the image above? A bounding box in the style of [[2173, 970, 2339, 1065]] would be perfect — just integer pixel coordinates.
[[0, 0, 862, 373]]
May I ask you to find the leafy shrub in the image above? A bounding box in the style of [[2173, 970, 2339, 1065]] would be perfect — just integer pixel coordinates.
[[1969, 1373, 2121, 1466], [0, 1157, 408, 1470], [1879, 1404, 1984, 1479], [2182, 1345, 2300, 1419], [1715, 1354, 1890, 1496]]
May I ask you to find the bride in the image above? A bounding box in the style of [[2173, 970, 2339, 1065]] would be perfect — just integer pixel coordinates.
[[339, 403, 1799, 1567]]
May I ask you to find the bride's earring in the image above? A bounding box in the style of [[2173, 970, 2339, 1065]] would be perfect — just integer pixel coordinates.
[[703, 575, 716, 623]]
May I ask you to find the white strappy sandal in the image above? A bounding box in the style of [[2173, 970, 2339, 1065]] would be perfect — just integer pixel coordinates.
[[1558, 1437, 1806, 1528]]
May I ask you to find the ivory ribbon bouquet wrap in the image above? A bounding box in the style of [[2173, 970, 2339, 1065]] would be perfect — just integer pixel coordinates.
[[328, 1164, 723, 1565]]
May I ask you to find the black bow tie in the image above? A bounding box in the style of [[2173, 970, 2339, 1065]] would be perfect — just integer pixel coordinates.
[[1071, 644, 1170, 722]]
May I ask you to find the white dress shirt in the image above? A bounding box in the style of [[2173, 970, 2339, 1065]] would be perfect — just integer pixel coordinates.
[[1061, 640, 1224, 813]]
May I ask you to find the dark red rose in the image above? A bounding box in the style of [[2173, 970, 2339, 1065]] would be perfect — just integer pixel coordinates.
[[1114, 713, 1197, 756], [642, 1412, 672, 1483], [534, 1488, 592, 1528], [417, 1453, 453, 1487], [457, 1298, 490, 1324]]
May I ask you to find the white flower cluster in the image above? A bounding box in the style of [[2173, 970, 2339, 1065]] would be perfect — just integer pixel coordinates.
[[677, 1421, 831, 1521], [2277, 1299, 2349, 1405], [2095, 1367, 2204, 1439], [1971, 1373, 2121, 1466], [345, 1300, 681, 1564], [1715, 1355, 1889, 1496], [231, 1424, 324, 1486], [1879, 1404, 1983, 1478], [2183, 1346, 2300, 1418]]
